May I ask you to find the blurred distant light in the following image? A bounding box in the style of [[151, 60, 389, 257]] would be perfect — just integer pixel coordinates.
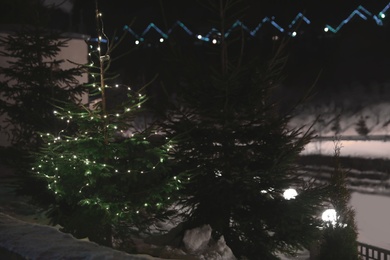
[[159, 38, 164, 43], [324, 27, 329, 32], [135, 40, 140, 45]]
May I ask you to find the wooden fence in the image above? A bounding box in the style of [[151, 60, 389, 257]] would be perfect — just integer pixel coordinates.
[[358, 242, 390, 260]]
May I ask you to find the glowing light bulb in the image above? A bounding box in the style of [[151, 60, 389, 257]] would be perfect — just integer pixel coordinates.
[[283, 188, 298, 200], [322, 209, 337, 224]]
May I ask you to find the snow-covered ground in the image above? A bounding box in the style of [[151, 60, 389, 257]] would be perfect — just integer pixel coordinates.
[[0, 213, 160, 260], [303, 139, 390, 159], [351, 192, 390, 251], [301, 141, 390, 251], [2, 190, 388, 259], [296, 99, 390, 251]]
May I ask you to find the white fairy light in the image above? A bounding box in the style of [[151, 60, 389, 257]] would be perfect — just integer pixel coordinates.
[[283, 188, 298, 200]]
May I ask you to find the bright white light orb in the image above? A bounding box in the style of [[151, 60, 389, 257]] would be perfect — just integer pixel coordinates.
[[322, 209, 337, 223], [324, 27, 329, 32], [283, 188, 298, 200]]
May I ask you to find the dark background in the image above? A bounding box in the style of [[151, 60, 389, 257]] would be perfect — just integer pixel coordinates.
[[72, 0, 390, 102], [2, 0, 390, 106]]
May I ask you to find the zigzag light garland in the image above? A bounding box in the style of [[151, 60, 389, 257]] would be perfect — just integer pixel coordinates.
[[90, 2, 390, 44]]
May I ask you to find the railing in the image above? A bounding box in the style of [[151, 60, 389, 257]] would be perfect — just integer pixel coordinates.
[[358, 242, 390, 260]]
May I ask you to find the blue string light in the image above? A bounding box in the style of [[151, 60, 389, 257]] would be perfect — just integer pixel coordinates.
[[141, 23, 168, 39], [289, 12, 311, 29], [90, 2, 389, 44], [167, 21, 194, 36]]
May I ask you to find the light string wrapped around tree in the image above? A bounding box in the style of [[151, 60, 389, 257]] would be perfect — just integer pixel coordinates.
[[30, 1, 184, 248]]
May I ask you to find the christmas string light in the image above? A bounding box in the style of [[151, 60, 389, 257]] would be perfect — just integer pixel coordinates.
[[87, 3, 390, 45], [31, 3, 187, 236]]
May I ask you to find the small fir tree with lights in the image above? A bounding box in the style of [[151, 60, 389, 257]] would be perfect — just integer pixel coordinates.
[[158, 0, 330, 258], [318, 139, 359, 260], [31, 3, 182, 247]]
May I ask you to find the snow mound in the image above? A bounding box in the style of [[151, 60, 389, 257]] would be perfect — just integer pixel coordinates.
[[139, 223, 237, 259], [182, 225, 236, 260], [183, 224, 212, 253], [0, 213, 162, 260]]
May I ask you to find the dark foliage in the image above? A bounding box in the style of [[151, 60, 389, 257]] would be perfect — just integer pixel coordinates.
[[0, 25, 85, 154], [0, 2, 87, 209], [157, 0, 330, 258]]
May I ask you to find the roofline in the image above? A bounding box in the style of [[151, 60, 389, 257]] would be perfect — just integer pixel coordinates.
[[0, 24, 90, 40]]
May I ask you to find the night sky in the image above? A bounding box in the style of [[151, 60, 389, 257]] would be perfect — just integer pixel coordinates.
[[68, 0, 390, 35], [70, 0, 390, 84], [1, 0, 390, 102]]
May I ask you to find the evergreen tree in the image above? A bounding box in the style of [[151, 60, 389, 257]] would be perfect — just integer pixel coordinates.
[[0, 1, 86, 205], [31, 2, 181, 248], [158, 0, 330, 258], [355, 116, 369, 137], [0, 3, 85, 155], [318, 139, 359, 260]]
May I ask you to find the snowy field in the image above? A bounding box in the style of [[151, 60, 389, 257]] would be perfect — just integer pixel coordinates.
[[303, 139, 390, 159], [303, 139, 390, 251], [296, 100, 390, 250]]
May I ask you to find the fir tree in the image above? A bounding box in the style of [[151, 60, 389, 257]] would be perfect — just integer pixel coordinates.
[[355, 116, 369, 137], [318, 139, 359, 260], [158, 0, 330, 258], [331, 114, 341, 135], [0, 3, 85, 155], [0, 1, 86, 205], [31, 2, 181, 248]]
